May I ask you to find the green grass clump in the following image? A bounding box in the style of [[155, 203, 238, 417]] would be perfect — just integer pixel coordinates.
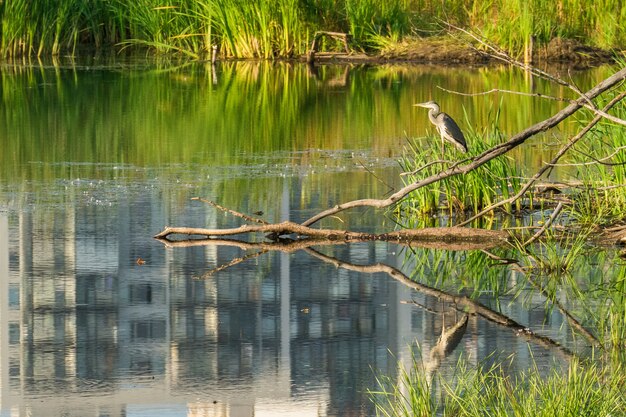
[[558, 90, 626, 228], [371, 355, 626, 417], [396, 124, 522, 223], [467, 0, 626, 57]]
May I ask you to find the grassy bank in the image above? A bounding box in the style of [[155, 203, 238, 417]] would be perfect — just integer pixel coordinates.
[[1, 0, 625, 59]]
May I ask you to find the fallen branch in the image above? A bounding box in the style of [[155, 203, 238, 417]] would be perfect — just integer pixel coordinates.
[[155, 222, 509, 250], [523, 202, 564, 246], [191, 197, 268, 224], [457, 90, 626, 226]]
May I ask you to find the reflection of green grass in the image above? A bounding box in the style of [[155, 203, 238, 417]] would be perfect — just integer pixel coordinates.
[[565, 91, 626, 227], [2, 62, 611, 177], [0, 62, 617, 215], [402, 247, 520, 300]]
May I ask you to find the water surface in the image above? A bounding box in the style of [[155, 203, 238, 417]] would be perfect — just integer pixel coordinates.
[[0, 60, 619, 416]]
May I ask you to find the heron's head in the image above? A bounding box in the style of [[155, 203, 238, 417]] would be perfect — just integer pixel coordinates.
[[414, 100, 440, 111]]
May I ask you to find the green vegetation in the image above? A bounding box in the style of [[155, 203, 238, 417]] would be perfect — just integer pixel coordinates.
[[376, 71, 626, 416], [567, 93, 626, 227], [371, 226, 626, 415], [370, 243, 626, 415], [372, 356, 626, 417], [396, 123, 523, 220], [397, 70, 626, 227], [1, 0, 625, 58]]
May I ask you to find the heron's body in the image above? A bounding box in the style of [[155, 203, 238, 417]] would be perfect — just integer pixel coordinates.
[[415, 101, 468, 153]]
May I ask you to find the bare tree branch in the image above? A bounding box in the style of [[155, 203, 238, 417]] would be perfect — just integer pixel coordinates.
[[438, 86, 569, 103], [300, 68, 626, 227], [457, 90, 626, 226], [523, 202, 564, 246], [552, 145, 626, 167], [192, 197, 268, 224], [438, 85, 626, 127]]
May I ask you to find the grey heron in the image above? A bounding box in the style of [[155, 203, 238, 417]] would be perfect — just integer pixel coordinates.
[[414, 100, 468, 155]]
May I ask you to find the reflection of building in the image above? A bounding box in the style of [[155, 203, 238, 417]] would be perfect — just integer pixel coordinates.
[[0, 183, 414, 417], [0, 179, 573, 417]]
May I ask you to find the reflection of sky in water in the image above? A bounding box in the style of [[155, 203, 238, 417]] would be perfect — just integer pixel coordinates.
[[0, 62, 615, 416]]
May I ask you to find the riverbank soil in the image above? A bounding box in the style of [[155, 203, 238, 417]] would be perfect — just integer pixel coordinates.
[[310, 36, 622, 66]]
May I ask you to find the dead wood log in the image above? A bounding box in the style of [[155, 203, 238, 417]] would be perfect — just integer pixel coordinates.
[[155, 222, 509, 250], [155, 230, 589, 355]]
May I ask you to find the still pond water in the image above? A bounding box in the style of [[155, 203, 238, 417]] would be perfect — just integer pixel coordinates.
[[0, 59, 619, 416]]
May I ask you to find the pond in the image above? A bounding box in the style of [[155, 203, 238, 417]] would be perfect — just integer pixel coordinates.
[[0, 59, 621, 416]]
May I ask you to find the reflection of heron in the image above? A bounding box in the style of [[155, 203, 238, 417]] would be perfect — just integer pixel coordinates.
[[414, 101, 468, 155], [424, 314, 468, 385]]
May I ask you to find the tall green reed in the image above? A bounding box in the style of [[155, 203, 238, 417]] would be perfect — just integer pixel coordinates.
[[396, 117, 522, 223], [468, 0, 626, 57], [1, 0, 625, 58], [565, 90, 626, 227], [371, 354, 626, 417]]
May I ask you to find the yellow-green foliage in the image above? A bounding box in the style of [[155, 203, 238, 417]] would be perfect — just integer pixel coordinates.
[[1, 0, 625, 57]]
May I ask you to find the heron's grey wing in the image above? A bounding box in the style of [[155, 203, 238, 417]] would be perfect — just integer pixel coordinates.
[[440, 113, 468, 152]]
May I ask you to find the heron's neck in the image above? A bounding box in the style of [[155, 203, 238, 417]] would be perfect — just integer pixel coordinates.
[[428, 108, 439, 125]]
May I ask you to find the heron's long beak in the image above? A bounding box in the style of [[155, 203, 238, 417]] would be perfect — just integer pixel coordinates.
[[413, 102, 428, 108]]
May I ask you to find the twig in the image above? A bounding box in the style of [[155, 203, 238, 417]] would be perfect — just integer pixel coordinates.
[[549, 145, 626, 167], [605, 224, 626, 233], [523, 202, 564, 246], [457, 90, 626, 226], [354, 158, 396, 196], [438, 86, 569, 104], [197, 249, 268, 278], [439, 85, 626, 127], [401, 299, 442, 314], [191, 197, 269, 224], [400, 159, 449, 176]]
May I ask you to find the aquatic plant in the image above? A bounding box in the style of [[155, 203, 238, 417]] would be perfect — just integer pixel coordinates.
[[567, 99, 626, 227], [373, 243, 626, 414]]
